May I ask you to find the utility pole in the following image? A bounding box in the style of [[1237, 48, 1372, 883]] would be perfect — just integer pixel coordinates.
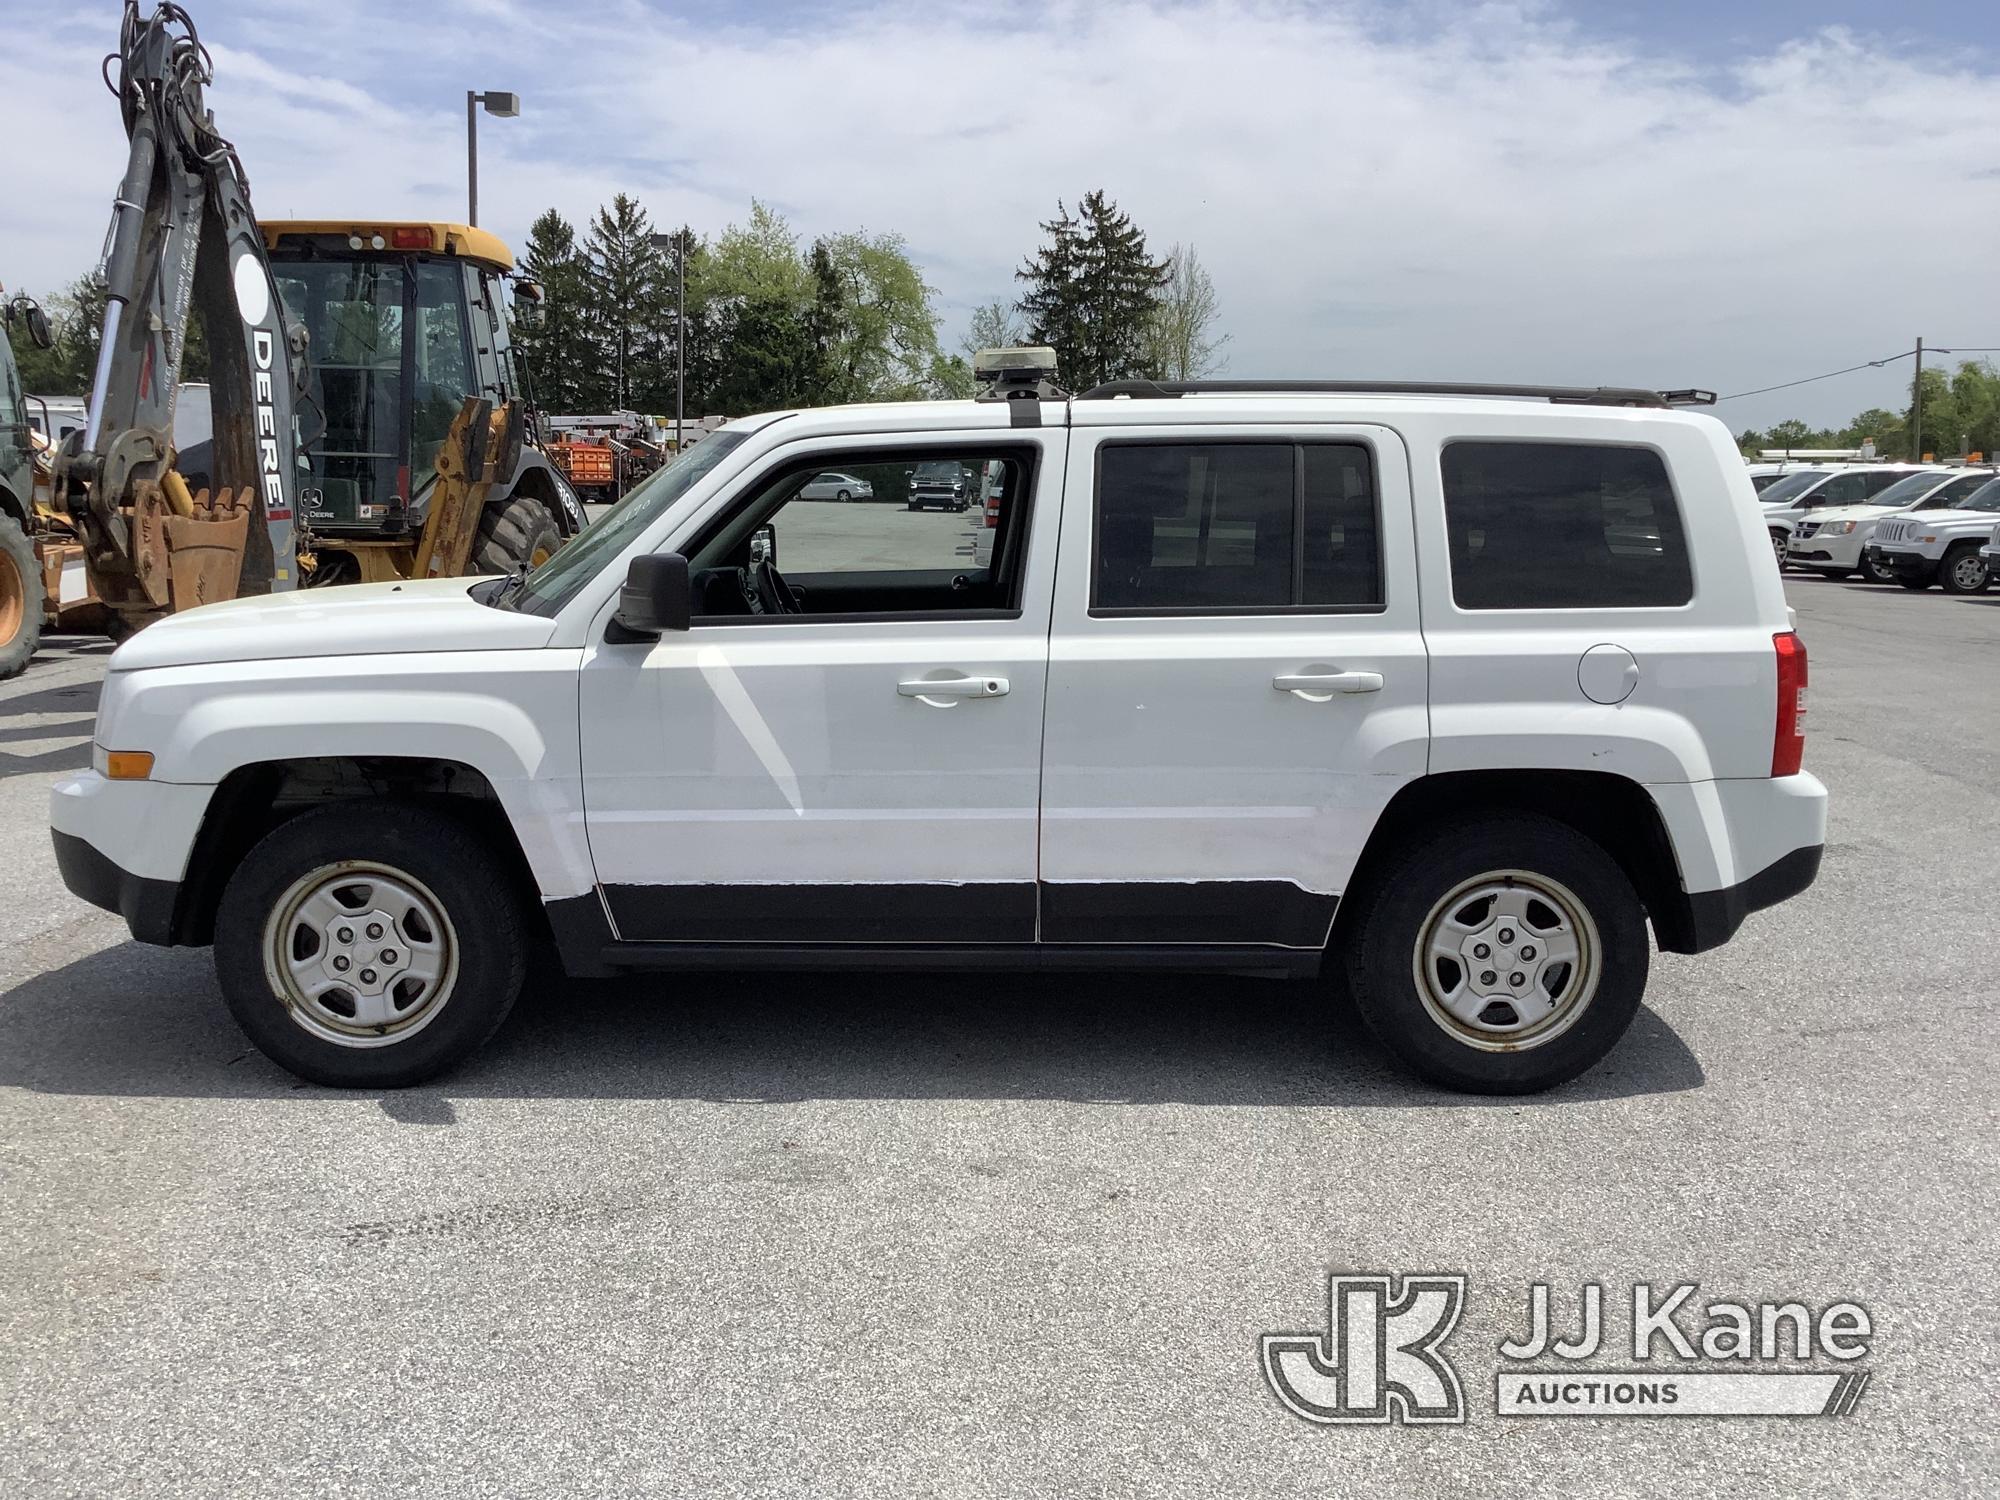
[[1912, 336, 1923, 461], [676, 226, 686, 452]]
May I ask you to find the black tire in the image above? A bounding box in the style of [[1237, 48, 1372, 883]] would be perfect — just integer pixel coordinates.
[[1938, 542, 1991, 595], [214, 801, 528, 1088], [0, 512, 41, 681], [1861, 553, 1897, 585], [907, 501, 920, 511], [471, 494, 561, 576], [836, 488, 851, 502], [1340, 814, 1649, 1094]]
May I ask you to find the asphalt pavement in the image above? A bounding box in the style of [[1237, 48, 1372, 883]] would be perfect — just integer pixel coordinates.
[[1, 575, 1994, 1497]]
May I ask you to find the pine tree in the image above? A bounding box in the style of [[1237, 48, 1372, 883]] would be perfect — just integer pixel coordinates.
[[1016, 192, 1168, 391], [516, 209, 600, 411], [583, 194, 672, 412], [1015, 200, 1085, 385]]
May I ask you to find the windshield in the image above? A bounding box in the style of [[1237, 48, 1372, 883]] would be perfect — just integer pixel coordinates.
[[507, 431, 750, 615], [1863, 471, 1953, 509], [1757, 470, 1832, 505], [1954, 478, 2000, 513]]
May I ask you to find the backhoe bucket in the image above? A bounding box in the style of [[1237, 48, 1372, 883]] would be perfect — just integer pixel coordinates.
[[164, 489, 253, 610]]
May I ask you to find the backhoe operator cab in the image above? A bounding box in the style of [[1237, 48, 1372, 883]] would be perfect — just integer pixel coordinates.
[[259, 222, 584, 584]]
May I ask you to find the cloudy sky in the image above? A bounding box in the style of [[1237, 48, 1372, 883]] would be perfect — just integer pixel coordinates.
[[6, 1, 1997, 432]]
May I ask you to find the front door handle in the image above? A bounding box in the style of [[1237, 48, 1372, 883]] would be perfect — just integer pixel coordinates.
[[1273, 671, 1384, 698], [898, 674, 1009, 705]]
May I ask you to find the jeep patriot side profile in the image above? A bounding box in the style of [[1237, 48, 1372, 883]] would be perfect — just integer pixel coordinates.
[[51, 372, 1826, 1094]]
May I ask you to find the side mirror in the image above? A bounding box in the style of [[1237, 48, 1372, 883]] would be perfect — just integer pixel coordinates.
[[511, 279, 545, 330], [3, 296, 52, 350], [608, 552, 690, 641]]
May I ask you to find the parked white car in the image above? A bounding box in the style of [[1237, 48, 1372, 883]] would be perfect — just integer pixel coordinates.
[[798, 471, 875, 502], [1786, 467, 1990, 582], [1865, 476, 2000, 592], [52, 370, 1825, 1096], [1756, 465, 1943, 566]]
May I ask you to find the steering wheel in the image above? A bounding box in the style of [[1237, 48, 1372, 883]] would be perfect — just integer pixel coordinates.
[[748, 553, 800, 614]]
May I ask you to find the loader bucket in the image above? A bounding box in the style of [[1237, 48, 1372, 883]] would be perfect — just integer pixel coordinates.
[[163, 489, 253, 611]]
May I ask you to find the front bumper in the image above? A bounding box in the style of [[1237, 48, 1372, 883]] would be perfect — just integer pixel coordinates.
[[1864, 546, 1936, 578], [1787, 531, 1863, 569], [49, 771, 212, 946], [51, 829, 182, 945]]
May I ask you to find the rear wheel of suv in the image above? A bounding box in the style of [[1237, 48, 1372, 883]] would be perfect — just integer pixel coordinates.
[[1341, 814, 1648, 1094], [214, 802, 528, 1088], [1939, 542, 1990, 595]]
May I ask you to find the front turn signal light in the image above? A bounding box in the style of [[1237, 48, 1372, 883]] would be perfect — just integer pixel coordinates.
[[100, 749, 154, 781]]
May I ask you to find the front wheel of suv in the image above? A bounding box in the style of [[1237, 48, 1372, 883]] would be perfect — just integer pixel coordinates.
[[214, 802, 528, 1088], [1861, 552, 1898, 585], [1939, 542, 1991, 595], [1340, 814, 1648, 1094]]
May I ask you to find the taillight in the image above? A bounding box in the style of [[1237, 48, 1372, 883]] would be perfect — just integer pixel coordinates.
[[1773, 631, 1807, 776], [983, 499, 1001, 529]]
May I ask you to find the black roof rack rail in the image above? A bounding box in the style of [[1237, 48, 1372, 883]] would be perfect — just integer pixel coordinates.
[[1076, 379, 1717, 408]]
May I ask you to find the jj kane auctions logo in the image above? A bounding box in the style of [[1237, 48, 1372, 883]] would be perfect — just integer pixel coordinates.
[[1261, 1275, 1874, 1424]]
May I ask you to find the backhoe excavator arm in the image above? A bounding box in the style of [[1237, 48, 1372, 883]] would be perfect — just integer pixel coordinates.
[[59, 2, 308, 614]]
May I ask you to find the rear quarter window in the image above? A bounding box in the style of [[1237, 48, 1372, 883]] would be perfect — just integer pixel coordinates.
[[1441, 441, 1694, 610]]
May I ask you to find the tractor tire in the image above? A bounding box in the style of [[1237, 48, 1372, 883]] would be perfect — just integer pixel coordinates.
[[471, 495, 562, 576], [0, 512, 42, 681]]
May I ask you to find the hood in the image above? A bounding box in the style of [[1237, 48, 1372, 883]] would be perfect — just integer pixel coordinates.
[[109, 576, 557, 673], [1807, 503, 1899, 524], [1892, 507, 2000, 531]]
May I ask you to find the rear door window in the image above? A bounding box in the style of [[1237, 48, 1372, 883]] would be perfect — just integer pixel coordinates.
[[1441, 441, 1694, 610], [1093, 441, 1383, 613]]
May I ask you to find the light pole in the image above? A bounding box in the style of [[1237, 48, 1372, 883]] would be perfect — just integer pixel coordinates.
[[650, 228, 687, 449], [465, 90, 520, 227]]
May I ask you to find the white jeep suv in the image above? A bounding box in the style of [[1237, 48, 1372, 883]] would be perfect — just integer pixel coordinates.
[[1865, 474, 2000, 592], [51, 372, 1826, 1096], [1786, 467, 1990, 582]]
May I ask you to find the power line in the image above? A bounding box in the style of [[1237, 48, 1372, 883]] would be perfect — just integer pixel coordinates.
[[1716, 344, 2000, 403], [1716, 350, 1913, 402]]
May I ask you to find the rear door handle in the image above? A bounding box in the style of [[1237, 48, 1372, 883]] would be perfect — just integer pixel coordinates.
[[1273, 671, 1384, 697], [898, 674, 1009, 703]]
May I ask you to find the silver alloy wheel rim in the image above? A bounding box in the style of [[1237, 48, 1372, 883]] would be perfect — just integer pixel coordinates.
[[261, 860, 460, 1048], [1412, 869, 1602, 1052], [1951, 553, 1985, 590]]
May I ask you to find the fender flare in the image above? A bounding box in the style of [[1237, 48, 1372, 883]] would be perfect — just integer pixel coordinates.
[[499, 449, 587, 537]]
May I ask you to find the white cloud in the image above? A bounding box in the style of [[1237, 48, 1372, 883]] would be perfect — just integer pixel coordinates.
[[6, 1, 1997, 431]]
